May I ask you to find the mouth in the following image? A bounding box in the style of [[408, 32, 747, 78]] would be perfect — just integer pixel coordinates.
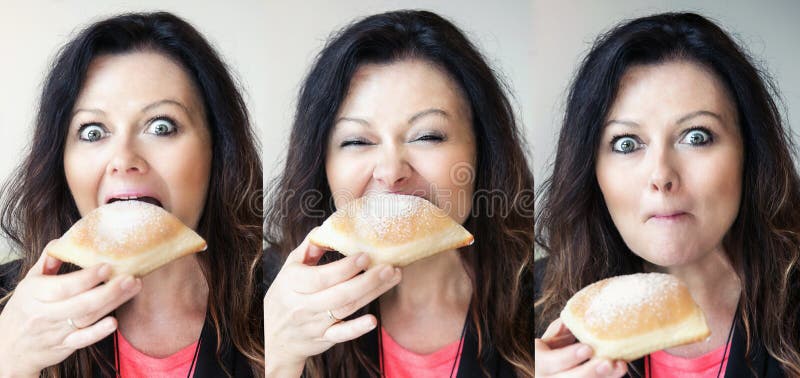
[[647, 212, 688, 222], [107, 196, 163, 208]]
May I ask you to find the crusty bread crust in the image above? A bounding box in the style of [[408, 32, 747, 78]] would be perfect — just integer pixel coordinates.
[[45, 201, 206, 278], [309, 194, 474, 267], [560, 273, 711, 361]]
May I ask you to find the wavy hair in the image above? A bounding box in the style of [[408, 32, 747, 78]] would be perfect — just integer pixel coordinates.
[[534, 12, 800, 376], [264, 9, 534, 378], [0, 12, 264, 377]]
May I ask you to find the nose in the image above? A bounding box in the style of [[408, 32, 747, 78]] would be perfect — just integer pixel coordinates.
[[373, 144, 411, 188], [105, 138, 149, 176], [647, 145, 679, 193]]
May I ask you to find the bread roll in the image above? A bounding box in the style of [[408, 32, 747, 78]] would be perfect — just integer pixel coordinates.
[[560, 273, 710, 361], [308, 194, 474, 267], [45, 200, 206, 278]]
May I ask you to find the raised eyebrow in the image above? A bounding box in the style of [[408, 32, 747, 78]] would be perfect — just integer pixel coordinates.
[[603, 119, 640, 128], [408, 108, 448, 124], [142, 99, 192, 115], [71, 108, 106, 117], [675, 110, 723, 125]]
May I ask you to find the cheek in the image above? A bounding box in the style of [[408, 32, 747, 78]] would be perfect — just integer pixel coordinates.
[[63, 148, 105, 214], [688, 153, 742, 223], [411, 149, 476, 222], [596, 160, 639, 222], [325, 152, 374, 207]]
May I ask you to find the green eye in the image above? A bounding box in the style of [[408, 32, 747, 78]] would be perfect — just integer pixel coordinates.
[[611, 136, 640, 154], [78, 125, 106, 142]]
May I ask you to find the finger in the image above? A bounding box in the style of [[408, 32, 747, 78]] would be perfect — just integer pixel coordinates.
[[62, 316, 118, 350], [302, 242, 330, 266], [32, 263, 113, 302], [286, 230, 324, 265], [307, 264, 401, 313], [551, 358, 625, 378], [544, 331, 577, 350], [534, 340, 593, 375], [542, 318, 572, 340], [320, 314, 377, 343], [55, 275, 141, 324], [28, 246, 52, 277], [293, 253, 371, 294], [42, 255, 63, 276]]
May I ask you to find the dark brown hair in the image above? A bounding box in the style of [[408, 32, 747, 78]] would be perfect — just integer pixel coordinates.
[[0, 12, 264, 377], [535, 12, 800, 376], [264, 9, 533, 378]]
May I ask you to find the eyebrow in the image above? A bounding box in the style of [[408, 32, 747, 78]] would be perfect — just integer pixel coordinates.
[[72, 99, 192, 117], [142, 99, 192, 115], [408, 108, 448, 124], [604, 110, 724, 129], [675, 110, 723, 124], [334, 117, 370, 127], [334, 108, 449, 128]]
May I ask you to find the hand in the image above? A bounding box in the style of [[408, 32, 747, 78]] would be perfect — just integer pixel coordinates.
[[534, 318, 627, 378], [0, 245, 142, 376], [263, 230, 402, 377]]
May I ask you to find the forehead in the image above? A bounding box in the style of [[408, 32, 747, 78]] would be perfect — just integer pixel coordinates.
[[337, 59, 471, 119], [74, 50, 203, 111], [607, 60, 737, 124]]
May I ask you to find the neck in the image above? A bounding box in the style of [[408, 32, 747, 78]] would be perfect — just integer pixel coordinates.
[[382, 249, 472, 310], [646, 247, 741, 357], [118, 254, 208, 324]]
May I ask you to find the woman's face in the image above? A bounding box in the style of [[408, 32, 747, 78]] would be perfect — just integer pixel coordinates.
[[595, 60, 743, 267], [326, 59, 476, 223], [64, 51, 212, 229]]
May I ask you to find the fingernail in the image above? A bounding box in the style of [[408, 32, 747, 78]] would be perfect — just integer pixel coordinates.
[[596, 360, 612, 375], [363, 317, 377, 330], [379, 266, 394, 281], [356, 253, 370, 268], [98, 264, 111, 278], [576, 345, 592, 359], [120, 276, 136, 291]]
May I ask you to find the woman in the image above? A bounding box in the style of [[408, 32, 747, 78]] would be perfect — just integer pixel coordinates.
[[0, 12, 264, 377], [263, 10, 534, 378], [534, 12, 800, 378]]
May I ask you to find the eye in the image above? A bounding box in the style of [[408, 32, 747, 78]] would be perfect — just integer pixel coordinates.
[[340, 138, 372, 148], [610, 135, 642, 154], [413, 132, 445, 143], [147, 117, 177, 136], [681, 128, 713, 146], [78, 124, 107, 142]]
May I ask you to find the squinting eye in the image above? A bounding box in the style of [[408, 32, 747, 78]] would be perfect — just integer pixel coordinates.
[[147, 118, 177, 136], [78, 124, 107, 142], [340, 138, 372, 148], [681, 129, 712, 145], [611, 136, 641, 154], [414, 133, 445, 143]]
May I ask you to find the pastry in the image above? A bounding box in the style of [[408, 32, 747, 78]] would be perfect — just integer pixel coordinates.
[[309, 194, 473, 267], [45, 200, 206, 277]]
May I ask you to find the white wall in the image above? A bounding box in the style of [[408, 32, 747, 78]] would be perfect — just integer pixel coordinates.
[[261, 0, 535, 184], [0, 0, 269, 262], [531, 0, 800, 190]]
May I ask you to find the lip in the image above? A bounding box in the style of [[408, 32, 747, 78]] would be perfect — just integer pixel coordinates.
[[646, 211, 689, 223], [103, 190, 163, 206]]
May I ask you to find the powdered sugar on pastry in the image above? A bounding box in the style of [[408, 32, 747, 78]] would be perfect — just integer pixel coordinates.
[[585, 273, 678, 331]]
